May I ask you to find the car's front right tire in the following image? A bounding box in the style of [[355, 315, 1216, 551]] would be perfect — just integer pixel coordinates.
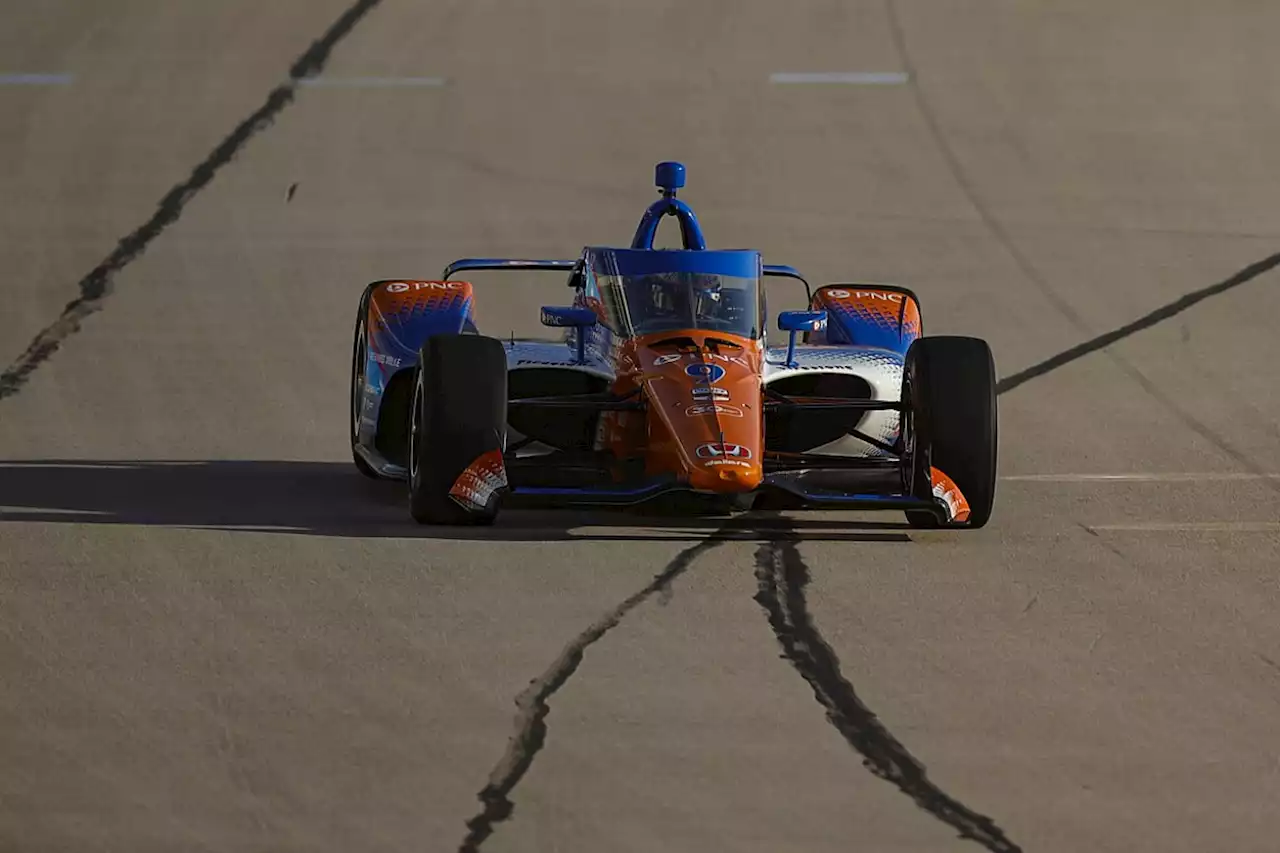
[[349, 291, 379, 479], [408, 333, 509, 525]]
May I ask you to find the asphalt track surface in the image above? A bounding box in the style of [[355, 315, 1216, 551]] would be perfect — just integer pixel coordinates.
[[3, 2, 1280, 851]]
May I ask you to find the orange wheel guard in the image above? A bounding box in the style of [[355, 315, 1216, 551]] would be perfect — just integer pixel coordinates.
[[929, 467, 971, 524], [450, 449, 509, 513]]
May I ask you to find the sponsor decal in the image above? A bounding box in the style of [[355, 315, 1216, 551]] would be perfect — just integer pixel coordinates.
[[696, 442, 753, 460], [449, 449, 508, 513], [654, 352, 749, 368], [386, 281, 467, 294], [685, 403, 744, 418], [825, 288, 903, 303], [702, 458, 752, 468], [692, 386, 729, 400], [372, 353, 402, 368], [685, 363, 726, 384], [516, 359, 569, 365]]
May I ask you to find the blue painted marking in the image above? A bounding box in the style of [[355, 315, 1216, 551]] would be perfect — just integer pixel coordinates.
[[0, 73, 74, 86], [685, 363, 726, 384]]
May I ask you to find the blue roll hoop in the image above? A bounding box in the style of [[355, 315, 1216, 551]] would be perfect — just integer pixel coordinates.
[[631, 161, 707, 251]]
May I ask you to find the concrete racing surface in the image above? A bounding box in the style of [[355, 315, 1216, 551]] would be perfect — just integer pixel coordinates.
[[3, 1, 1279, 851]]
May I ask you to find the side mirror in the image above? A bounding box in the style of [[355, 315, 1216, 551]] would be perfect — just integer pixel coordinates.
[[777, 310, 826, 332], [541, 306, 598, 328], [777, 310, 826, 368], [541, 306, 598, 364]]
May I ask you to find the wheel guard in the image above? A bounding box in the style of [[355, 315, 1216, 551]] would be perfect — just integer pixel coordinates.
[[930, 467, 971, 524], [450, 449, 509, 513]]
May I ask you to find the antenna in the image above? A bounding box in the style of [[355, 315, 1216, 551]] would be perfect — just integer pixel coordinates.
[[655, 161, 686, 199]]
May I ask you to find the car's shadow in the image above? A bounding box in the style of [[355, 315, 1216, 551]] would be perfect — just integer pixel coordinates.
[[0, 460, 914, 543]]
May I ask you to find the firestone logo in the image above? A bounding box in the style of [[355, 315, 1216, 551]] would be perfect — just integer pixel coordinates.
[[386, 281, 466, 293], [696, 442, 752, 460]]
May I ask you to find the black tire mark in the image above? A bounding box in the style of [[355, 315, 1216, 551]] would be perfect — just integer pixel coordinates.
[[883, 0, 1088, 337], [457, 527, 739, 852], [753, 525, 1023, 853], [995, 249, 1280, 394], [885, 0, 1276, 464], [0, 0, 386, 401]]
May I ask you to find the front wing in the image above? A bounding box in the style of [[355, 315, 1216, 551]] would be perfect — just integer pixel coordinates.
[[474, 390, 968, 523]]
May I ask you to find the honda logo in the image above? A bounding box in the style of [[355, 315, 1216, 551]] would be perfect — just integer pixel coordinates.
[[696, 442, 752, 460]]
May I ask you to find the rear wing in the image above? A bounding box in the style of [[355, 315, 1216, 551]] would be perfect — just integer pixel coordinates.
[[763, 264, 811, 301], [443, 258, 812, 299], [442, 258, 578, 280]]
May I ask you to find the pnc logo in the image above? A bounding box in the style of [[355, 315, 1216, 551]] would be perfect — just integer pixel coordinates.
[[386, 281, 466, 293], [696, 442, 752, 460], [654, 352, 749, 368], [825, 288, 903, 303], [685, 363, 726, 384]]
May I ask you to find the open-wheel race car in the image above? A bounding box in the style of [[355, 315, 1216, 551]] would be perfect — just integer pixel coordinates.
[[349, 162, 997, 527]]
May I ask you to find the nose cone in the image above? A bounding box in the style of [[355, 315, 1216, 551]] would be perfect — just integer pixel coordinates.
[[689, 449, 763, 492], [638, 339, 764, 493]]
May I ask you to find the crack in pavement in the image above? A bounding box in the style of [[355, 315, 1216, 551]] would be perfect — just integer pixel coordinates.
[[886, 0, 1278, 469], [993, 249, 1280, 395], [457, 525, 740, 852], [0, 0, 387, 401], [753, 522, 1023, 853]]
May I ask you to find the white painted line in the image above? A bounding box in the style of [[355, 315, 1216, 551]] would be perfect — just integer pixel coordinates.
[[0, 73, 74, 86], [295, 75, 446, 88], [1087, 522, 1280, 533], [0, 506, 110, 516], [1002, 473, 1280, 483], [770, 72, 909, 85]]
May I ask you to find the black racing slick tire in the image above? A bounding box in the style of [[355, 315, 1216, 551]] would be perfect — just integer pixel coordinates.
[[350, 287, 379, 479], [408, 333, 508, 525], [903, 336, 998, 529]]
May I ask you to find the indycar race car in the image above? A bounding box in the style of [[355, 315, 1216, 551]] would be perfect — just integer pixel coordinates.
[[349, 162, 997, 527]]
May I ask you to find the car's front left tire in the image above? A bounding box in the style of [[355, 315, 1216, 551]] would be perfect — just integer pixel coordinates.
[[902, 335, 998, 529]]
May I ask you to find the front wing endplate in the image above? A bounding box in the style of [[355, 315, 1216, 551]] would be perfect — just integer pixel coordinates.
[[929, 467, 971, 523], [450, 449, 509, 513]]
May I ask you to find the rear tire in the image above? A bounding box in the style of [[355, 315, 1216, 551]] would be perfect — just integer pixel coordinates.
[[408, 334, 509, 525], [903, 336, 998, 528], [350, 289, 379, 479]]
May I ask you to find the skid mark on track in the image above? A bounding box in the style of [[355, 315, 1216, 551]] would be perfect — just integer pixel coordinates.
[[753, 523, 1023, 853], [0, 0, 387, 401], [886, 0, 1278, 472], [995, 250, 1280, 395], [457, 528, 735, 852]]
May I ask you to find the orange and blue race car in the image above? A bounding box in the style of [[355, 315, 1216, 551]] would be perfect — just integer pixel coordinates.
[[349, 162, 997, 528]]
